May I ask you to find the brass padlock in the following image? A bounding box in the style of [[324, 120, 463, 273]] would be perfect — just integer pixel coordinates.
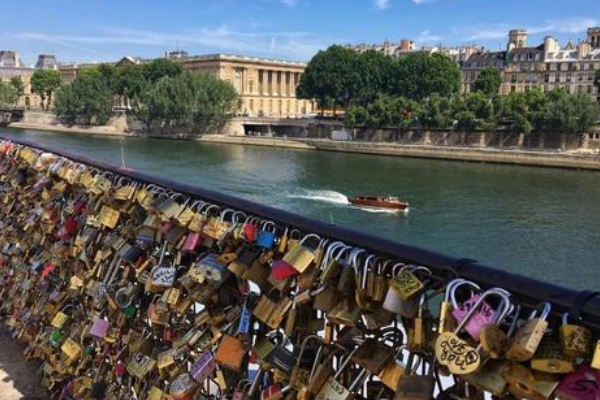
[[559, 313, 594, 359]]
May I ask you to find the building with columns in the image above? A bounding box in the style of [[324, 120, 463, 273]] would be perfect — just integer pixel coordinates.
[[59, 53, 315, 118], [175, 54, 314, 118]]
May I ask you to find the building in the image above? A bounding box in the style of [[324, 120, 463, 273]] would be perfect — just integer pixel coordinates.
[[35, 55, 58, 70], [347, 40, 482, 66], [462, 28, 600, 99], [0, 51, 55, 109], [461, 51, 508, 94], [59, 53, 315, 118], [174, 54, 314, 118], [0, 51, 22, 68]]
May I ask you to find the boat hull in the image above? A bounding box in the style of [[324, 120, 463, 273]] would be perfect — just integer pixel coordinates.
[[348, 198, 409, 211]]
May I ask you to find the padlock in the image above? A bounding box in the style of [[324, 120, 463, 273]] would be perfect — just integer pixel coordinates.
[[531, 336, 576, 374], [315, 348, 369, 400], [555, 365, 600, 400], [256, 221, 277, 249], [436, 288, 512, 375], [502, 362, 561, 400], [559, 313, 594, 359], [439, 279, 480, 335], [290, 335, 322, 391], [395, 353, 436, 400], [506, 302, 552, 362]]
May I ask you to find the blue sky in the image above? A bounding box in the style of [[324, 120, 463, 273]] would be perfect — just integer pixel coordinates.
[[2, 0, 599, 65]]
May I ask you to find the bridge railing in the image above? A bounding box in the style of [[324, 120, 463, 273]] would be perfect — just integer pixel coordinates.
[[3, 135, 599, 332]]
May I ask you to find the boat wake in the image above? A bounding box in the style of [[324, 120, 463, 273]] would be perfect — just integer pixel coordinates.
[[352, 206, 409, 214], [290, 190, 350, 205]]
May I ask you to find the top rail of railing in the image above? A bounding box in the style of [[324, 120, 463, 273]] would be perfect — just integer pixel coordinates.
[[2, 135, 599, 332]]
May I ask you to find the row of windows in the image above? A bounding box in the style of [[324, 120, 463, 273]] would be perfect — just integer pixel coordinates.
[[245, 99, 312, 116]]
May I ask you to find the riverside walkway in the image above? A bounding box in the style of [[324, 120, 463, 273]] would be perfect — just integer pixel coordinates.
[[0, 327, 46, 400]]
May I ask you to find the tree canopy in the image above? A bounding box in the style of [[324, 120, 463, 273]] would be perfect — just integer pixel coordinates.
[[137, 71, 240, 133], [297, 45, 359, 113], [31, 69, 62, 110], [54, 73, 113, 126], [392, 53, 461, 100], [473, 68, 502, 97], [0, 81, 19, 108]]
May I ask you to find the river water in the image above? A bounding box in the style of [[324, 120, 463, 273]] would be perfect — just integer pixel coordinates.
[[1, 128, 599, 290]]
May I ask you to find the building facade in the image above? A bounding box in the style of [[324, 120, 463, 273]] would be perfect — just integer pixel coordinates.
[[463, 28, 600, 99], [59, 53, 315, 118], [174, 54, 314, 118], [0, 51, 56, 109]]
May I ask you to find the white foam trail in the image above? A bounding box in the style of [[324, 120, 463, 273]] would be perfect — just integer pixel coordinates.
[[352, 206, 409, 215], [292, 190, 350, 205]]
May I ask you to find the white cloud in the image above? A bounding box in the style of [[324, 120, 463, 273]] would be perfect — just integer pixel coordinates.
[[548, 17, 598, 34], [416, 30, 442, 44], [374, 0, 391, 10], [11, 26, 330, 61]]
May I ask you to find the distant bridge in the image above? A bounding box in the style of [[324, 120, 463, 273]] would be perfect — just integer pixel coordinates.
[[0, 109, 24, 125], [232, 116, 343, 136]]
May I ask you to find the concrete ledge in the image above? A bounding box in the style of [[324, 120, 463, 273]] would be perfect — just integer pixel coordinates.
[[199, 135, 315, 150], [8, 122, 129, 137]]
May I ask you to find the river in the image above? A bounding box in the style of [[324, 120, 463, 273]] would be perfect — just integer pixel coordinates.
[[2, 128, 599, 290]]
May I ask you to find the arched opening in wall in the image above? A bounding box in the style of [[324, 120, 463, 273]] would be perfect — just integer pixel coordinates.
[[24, 97, 31, 109]]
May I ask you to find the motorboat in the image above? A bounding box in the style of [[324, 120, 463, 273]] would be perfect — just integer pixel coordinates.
[[348, 195, 409, 211]]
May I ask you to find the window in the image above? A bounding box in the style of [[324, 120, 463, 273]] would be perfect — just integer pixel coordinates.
[[249, 80, 254, 94]]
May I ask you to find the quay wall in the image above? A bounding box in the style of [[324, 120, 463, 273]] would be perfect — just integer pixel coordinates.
[[6, 111, 600, 170]]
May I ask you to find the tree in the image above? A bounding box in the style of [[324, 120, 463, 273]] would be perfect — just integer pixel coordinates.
[[138, 72, 240, 133], [473, 68, 502, 97], [391, 53, 461, 101], [54, 73, 113, 125], [31, 69, 62, 110], [0, 81, 18, 108], [144, 58, 184, 83], [344, 95, 419, 129], [352, 50, 395, 106], [9, 77, 24, 97], [594, 69, 600, 95], [297, 45, 359, 114], [456, 110, 477, 133], [417, 94, 455, 130], [115, 64, 149, 110], [544, 91, 599, 136]]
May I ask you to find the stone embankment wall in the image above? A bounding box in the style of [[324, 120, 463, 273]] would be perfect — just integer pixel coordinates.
[[11, 111, 129, 136]]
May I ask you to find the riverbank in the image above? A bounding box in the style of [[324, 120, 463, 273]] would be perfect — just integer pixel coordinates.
[[201, 135, 600, 171], [7, 121, 600, 170], [9, 121, 129, 137]]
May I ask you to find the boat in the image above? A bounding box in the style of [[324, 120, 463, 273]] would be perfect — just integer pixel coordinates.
[[348, 195, 409, 211]]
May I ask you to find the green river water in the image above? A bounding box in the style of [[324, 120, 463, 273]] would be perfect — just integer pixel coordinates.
[[1, 128, 599, 290]]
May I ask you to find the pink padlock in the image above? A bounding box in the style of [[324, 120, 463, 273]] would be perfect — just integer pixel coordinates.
[[556, 365, 600, 400], [90, 318, 110, 338], [451, 288, 512, 341]]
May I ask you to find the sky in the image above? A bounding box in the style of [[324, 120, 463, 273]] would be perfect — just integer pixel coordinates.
[[1, 0, 599, 66]]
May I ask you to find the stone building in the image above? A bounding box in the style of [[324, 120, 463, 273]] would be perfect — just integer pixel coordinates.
[[462, 28, 600, 99], [348, 40, 481, 66], [0, 51, 52, 109], [461, 51, 508, 94], [59, 53, 315, 118]]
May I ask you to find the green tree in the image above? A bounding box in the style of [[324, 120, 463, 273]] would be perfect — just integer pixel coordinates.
[[345, 95, 418, 129], [391, 53, 461, 101], [9, 77, 24, 97], [138, 72, 239, 133], [297, 45, 359, 114], [31, 69, 62, 110], [54, 73, 113, 125], [417, 94, 455, 130], [353, 50, 395, 105], [473, 68, 502, 97], [115, 64, 149, 110], [0, 81, 19, 108], [144, 58, 184, 83], [456, 110, 477, 133], [544, 91, 599, 137]]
